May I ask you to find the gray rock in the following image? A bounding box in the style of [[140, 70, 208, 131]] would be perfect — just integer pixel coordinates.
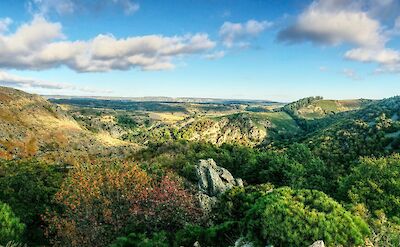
[[196, 158, 243, 197], [195, 159, 243, 213], [309, 240, 325, 247], [196, 193, 218, 213]]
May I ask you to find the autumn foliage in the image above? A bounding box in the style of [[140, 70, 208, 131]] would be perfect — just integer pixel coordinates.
[[45, 162, 199, 247]]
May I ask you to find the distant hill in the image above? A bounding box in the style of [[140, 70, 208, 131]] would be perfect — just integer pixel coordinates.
[[0, 87, 135, 163], [46, 95, 278, 104], [301, 96, 400, 165], [282, 96, 371, 120]]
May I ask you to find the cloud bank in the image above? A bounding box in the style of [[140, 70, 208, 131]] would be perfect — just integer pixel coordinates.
[[0, 16, 216, 72], [278, 0, 400, 73], [0, 70, 110, 93]]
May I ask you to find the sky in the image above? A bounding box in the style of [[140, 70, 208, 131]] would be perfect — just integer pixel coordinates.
[[0, 0, 399, 101]]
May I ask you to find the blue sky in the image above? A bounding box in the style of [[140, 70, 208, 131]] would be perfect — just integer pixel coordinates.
[[0, 0, 399, 101]]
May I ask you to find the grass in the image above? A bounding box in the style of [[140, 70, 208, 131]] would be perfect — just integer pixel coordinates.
[[297, 100, 364, 120]]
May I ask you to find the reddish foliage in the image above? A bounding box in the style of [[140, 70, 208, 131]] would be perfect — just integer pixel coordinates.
[[45, 163, 199, 247]]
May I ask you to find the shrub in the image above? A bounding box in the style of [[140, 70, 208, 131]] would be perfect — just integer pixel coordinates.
[[174, 221, 240, 247], [0, 202, 25, 245], [339, 154, 400, 218], [0, 159, 64, 244], [243, 187, 370, 247], [111, 232, 169, 247], [46, 162, 199, 247]]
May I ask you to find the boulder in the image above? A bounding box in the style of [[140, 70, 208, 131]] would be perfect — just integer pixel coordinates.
[[195, 159, 243, 214], [196, 158, 243, 196], [309, 240, 325, 247]]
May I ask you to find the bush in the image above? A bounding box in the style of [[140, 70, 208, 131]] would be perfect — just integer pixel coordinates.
[[243, 187, 370, 247], [0, 159, 64, 244], [0, 202, 25, 245], [46, 162, 199, 247], [174, 221, 240, 247], [339, 154, 400, 218], [111, 232, 169, 247], [214, 184, 274, 223]]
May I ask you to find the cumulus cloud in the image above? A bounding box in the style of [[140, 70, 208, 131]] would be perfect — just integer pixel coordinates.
[[0, 70, 110, 93], [219, 20, 272, 47], [29, 0, 139, 16], [0, 18, 12, 33], [0, 16, 216, 72], [277, 0, 385, 48], [278, 0, 400, 73]]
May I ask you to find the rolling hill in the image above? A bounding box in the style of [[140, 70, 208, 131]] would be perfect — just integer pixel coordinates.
[[0, 87, 135, 163]]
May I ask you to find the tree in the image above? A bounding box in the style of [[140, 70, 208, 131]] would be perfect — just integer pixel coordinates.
[[0, 159, 64, 245], [0, 202, 25, 245], [243, 187, 370, 247], [339, 154, 400, 219]]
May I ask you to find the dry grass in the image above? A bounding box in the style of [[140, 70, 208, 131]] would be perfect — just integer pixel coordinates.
[[148, 112, 186, 123]]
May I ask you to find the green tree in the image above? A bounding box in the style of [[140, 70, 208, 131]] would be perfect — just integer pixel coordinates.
[[339, 154, 400, 219], [0, 159, 64, 244], [0, 202, 25, 245]]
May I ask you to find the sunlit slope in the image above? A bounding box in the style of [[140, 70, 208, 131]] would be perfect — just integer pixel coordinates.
[[0, 87, 135, 162], [296, 99, 368, 119]]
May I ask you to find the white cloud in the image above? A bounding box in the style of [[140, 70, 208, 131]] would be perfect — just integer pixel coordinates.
[[219, 20, 272, 47], [29, 0, 75, 15], [0, 70, 110, 93], [0, 18, 12, 33], [0, 17, 216, 72], [278, 0, 385, 48], [29, 0, 139, 16], [375, 63, 400, 73], [278, 0, 400, 74], [204, 51, 225, 60], [345, 48, 400, 64]]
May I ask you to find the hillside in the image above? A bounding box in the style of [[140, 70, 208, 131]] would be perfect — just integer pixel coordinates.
[[1, 87, 400, 246], [53, 98, 299, 146], [0, 87, 135, 163], [296, 99, 368, 119]]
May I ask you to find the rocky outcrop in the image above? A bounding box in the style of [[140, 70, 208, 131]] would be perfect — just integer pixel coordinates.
[[196, 158, 243, 196], [195, 159, 243, 213], [309, 240, 325, 247]]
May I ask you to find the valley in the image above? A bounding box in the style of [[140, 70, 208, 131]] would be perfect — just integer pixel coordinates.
[[1, 86, 400, 247]]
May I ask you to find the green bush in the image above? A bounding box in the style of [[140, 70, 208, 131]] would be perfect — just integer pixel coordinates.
[[111, 232, 169, 247], [174, 221, 240, 247], [0, 202, 25, 245], [339, 154, 400, 219], [243, 187, 370, 247], [214, 184, 274, 223], [0, 159, 64, 244]]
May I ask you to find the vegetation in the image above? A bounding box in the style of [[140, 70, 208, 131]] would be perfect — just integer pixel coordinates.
[[340, 154, 400, 219], [1, 87, 400, 246], [45, 162, 199, 247], [0, 159, 64, 245], [0, 202, 25, 245], [243, 187, 369, 246]]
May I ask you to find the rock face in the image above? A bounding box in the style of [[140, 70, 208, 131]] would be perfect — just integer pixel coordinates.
[[196, 158, 243, 196], [195, 159, 243, 212], [309, 240, 325, 247]]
